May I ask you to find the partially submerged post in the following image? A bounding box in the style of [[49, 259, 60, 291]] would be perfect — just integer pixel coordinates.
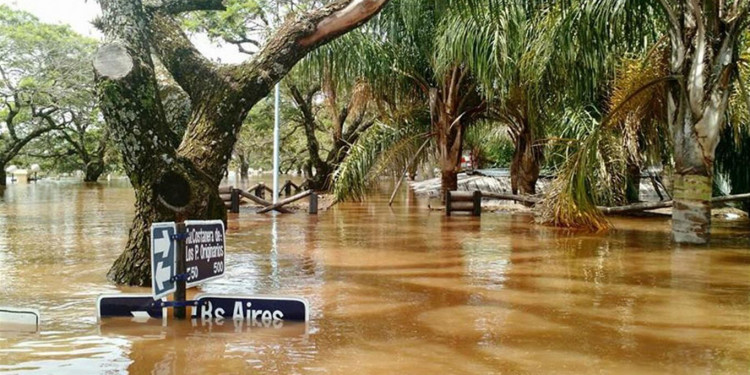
[[255, 183, 266, 200], [230, 188, 240, 214], [309, 192, 318, 215]]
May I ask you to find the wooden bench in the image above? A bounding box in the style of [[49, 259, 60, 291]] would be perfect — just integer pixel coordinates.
[[446, 190, 481, 217]]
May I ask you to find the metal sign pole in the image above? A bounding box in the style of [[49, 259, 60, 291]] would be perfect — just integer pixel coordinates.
[[273, 83, 281, 204], [174, 222, 187, 319]]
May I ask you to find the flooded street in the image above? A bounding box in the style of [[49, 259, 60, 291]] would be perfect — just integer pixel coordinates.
[[1, 180, 750, 374]]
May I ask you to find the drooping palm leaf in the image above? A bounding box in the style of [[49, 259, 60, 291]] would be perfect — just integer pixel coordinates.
[[538, 45, 671, 229], [332, 120, 430, 201]]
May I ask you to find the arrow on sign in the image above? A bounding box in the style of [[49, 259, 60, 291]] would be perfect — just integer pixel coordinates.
[[153, 229, 171, 258], [154, 261, 171, 291]]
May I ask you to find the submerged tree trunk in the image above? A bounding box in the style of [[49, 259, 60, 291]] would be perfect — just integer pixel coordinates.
[[509, 120, 540, 196], [97, 0, 391, 284], [671, 104, 716, 245], [240, 163, 249, 180], [236, 152, 250, 180], [83, 160, 105, 182], [663, 3, 742, 244], [95, 0, 229, 284], [429, 66, 483, 199], [107, 167, 226, 285], [434, 104, 463, 198]]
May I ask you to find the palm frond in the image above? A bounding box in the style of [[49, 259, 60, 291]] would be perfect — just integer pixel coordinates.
[[537, 119, 627, 231], [539, 45, 670, 230], [331, 121, 430, 201]]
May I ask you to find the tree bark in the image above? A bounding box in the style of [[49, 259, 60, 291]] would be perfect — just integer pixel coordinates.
[[429, 66, 483, 199], [288, 83, 332, 190], [83, 160, 105, 182], [435, 111, 462, 197], [96, 0, 227, 285], [663, 3, 744, 244], [0, 168, 5, 186], [239, 155, 249, 180], [431, 88, 463, 199], [509, 120, 540, 196], [97, 0, 391, 285]]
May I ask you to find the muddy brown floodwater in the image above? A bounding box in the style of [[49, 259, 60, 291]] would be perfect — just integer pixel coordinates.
[[1, 179, 750, 374]]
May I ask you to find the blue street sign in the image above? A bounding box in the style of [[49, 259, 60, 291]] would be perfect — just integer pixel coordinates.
[[184, 220, 225, 287], [151, 222, 176, 299], [192, 294, 309, 322], [97, 295, 163, 320]]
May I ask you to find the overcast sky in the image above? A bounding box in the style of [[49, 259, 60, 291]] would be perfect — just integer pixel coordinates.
[[0, 0, 248, 64]]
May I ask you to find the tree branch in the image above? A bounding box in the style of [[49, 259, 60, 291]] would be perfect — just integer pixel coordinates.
[[147, 13, 226, 100], [59, 128, 86, 157], [288, 83, 326, 170], [5, 122, 59, 162], [298, 0, 389, 47], [96, 126, 110, 159], [232, 0, 390, 96], [3, 101, 19, 141], [147, 0, 226, 14]]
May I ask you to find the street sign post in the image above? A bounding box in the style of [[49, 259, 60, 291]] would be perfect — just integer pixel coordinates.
[[151, 222, 177, 299], [97, 295, 164, 320], [98, 219, 311, 329], [184, 220, 225, 287], [192, 294, 309, 322]]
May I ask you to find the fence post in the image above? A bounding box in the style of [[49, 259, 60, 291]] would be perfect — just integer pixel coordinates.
[[284, 180, 292, 196], [473, 190, 482, 216], [309, 192, 318, 215], [445, 191, 452, 217], [255, 183, 265, 200], [230, 188, 240, 213]]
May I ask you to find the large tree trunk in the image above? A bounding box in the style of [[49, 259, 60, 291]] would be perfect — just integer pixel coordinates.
[[239, 159, 249, 180], [664, 3, 741, 244], [435, 112, 463, 198], [510, 121, 540, 196], [97, 0, 390, 285], [108, 163, 226, 285], [288, 84, 332, 191], [83, 160, 105, 182], [671, 100, 716, 245], [431, 87, 464, 199], [0, 167, 5, 186], [95, 0, 228, 285]]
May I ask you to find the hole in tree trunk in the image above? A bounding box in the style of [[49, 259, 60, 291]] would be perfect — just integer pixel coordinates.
[[156, 171, 191, 211]]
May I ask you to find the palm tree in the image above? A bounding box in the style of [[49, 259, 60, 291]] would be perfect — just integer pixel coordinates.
[[330, 0, 585, 200], [304, 1, 488, 200], [533, 0, 750, 244]]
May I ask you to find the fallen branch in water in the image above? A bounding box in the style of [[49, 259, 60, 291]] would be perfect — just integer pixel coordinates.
[[599, 193, 750, 214], [480, 192, 542, 205], [597, 200, 672, 214], [479, 191, 750, 215]]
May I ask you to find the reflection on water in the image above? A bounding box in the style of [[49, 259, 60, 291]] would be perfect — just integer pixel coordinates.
[[1, 179, 750, 374]]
